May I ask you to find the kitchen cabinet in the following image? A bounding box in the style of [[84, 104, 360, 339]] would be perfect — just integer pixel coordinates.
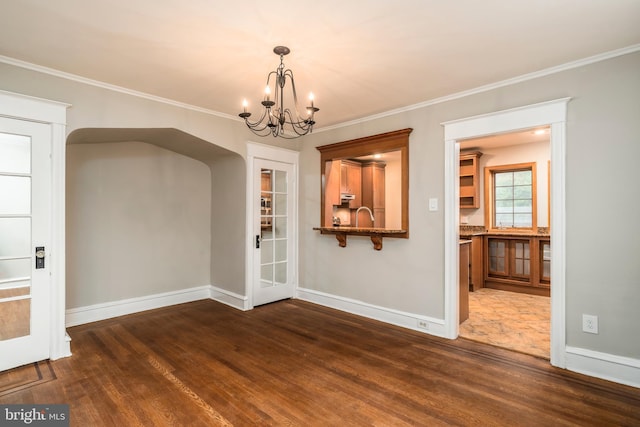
[[470, 236, 484, 291], [460, 151, 482, 209], [360, 161, 385, 228], [340, 160, 362, 208], [459, 241, 471, 323], [540, 239, 551, 284], [484, 235, 550, 296]]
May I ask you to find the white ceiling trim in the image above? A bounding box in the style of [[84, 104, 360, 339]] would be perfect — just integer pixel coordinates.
[[0, 54, 238, 122], [316, 44, 640, 133], [2, 43, 639, 132]]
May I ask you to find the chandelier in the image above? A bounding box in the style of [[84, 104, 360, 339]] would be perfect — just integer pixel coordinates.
[[239, 46, 319, 139]]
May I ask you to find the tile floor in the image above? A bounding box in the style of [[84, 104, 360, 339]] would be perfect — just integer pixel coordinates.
[[459, 288, 550, 359]]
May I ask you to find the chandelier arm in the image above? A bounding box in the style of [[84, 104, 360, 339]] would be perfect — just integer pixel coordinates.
[[283, 69, 305, 122], [243, 108, 270, 131], [282, 109, 312, 136]]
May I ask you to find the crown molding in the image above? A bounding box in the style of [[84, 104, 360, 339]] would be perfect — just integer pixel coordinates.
[[0, 54, 239, 122], [2, 43, 639, 131], [315, 43, 640, 133]]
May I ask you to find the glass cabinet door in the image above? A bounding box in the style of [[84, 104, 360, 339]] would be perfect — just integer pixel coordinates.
[[487, 238, 508, 277]]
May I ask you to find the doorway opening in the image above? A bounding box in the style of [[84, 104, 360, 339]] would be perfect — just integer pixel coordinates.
[[457, 127, 551, 359], [442, 98, 569, 368]]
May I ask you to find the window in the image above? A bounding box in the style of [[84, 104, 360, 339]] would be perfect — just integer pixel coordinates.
[[485, 163, 537, 231]]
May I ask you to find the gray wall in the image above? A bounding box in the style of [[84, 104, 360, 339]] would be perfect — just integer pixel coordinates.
[[1, 50, 639, 360], [210, 154, 247, 295], [0, 61, 262, 309], [299, 51, 640, 359], [66, 141, 211, 307]]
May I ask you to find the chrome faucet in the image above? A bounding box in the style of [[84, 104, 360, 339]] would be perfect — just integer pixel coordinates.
[[355, 206, 375, 227]]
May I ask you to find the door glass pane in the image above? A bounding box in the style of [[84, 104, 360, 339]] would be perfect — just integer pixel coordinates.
[[0, 218, 31, 257], [274, 217, 287, 239], [0, 258, 31, 281], [261, 239, 273, 264], [261, 223, 273, 239], [274, 262, 286, 284], [0, 298, 30, 340], [274, 170, 287, 192], [0, 285, 30, 299], [274, 193, 287, 215], [260, 264, 273, 287], [0, 176, 31, 215], [0, 133, 31, 174], [275, 239, 287, 262]]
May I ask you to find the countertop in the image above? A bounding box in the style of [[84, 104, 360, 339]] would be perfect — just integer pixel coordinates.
[[460, 231, 550, 238], [460, 225, 549, 238], [314, 226, 406, 235]]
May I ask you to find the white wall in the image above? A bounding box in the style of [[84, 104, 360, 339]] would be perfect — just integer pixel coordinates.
[[461, 140, 550, 227], [66, 141, 212, 308]]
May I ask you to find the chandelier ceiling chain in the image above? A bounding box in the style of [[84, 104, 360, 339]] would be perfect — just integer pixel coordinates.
[[239, 46, 319, 139]]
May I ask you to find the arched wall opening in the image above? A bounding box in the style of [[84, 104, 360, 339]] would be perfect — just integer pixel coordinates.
[[65, 128, 246, 323]]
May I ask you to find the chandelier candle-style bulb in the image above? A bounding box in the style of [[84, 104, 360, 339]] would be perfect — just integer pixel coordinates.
[[239, 99, 251, 118], [238, 46, 319, 138]]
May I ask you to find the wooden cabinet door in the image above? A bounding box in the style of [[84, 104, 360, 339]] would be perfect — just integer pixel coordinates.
[[340, 161, 361, 208], [487, 238, 509, 277]]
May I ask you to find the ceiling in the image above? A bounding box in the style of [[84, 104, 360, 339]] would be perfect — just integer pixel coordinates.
[[1, 1, 639, 129]]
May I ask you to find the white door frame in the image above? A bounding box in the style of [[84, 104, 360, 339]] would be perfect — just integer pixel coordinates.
[[0, 90, 71, 361], [245, 142, 299, 309], [442, 98, 570, 368]]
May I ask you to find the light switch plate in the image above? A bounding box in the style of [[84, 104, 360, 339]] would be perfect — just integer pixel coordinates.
[[429, 198, 438, 211]]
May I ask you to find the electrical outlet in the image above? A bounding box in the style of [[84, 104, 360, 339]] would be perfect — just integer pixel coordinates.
[[582, 314, 598, 334], [417, 320, 429, 330]]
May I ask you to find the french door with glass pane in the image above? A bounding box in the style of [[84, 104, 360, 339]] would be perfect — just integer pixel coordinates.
[[0, 116, 51, 371], [253, 159, 295, 306]]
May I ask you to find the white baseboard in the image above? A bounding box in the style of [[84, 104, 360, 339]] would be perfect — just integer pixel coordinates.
[[296, 287, 446, 338], [566, 346, 640, 389], [210, 285, 250, 311], [65, 285, 212, 327]]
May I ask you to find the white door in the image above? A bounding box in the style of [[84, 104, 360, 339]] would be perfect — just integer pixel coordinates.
[[253, 159, 295, 306], [0, 116, 51, 371]]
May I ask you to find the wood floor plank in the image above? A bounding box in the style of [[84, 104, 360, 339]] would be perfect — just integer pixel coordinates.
[[1, 299, 638, 426]]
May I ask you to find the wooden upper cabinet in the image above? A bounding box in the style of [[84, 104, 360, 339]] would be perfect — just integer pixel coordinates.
[[360, 161, 386, 228], [460, 151, 482, 209], [340, 160, 362, 208]]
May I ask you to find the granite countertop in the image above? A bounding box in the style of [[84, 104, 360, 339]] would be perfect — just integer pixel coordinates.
[[314, 226, 406, 234], [460, 225, 550, 238]]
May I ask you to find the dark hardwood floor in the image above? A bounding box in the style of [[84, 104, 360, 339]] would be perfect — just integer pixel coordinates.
[[1, 299, 638, 426]]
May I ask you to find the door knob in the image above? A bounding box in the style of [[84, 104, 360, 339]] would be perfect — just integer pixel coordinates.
[[35, 246, 45, 269]]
